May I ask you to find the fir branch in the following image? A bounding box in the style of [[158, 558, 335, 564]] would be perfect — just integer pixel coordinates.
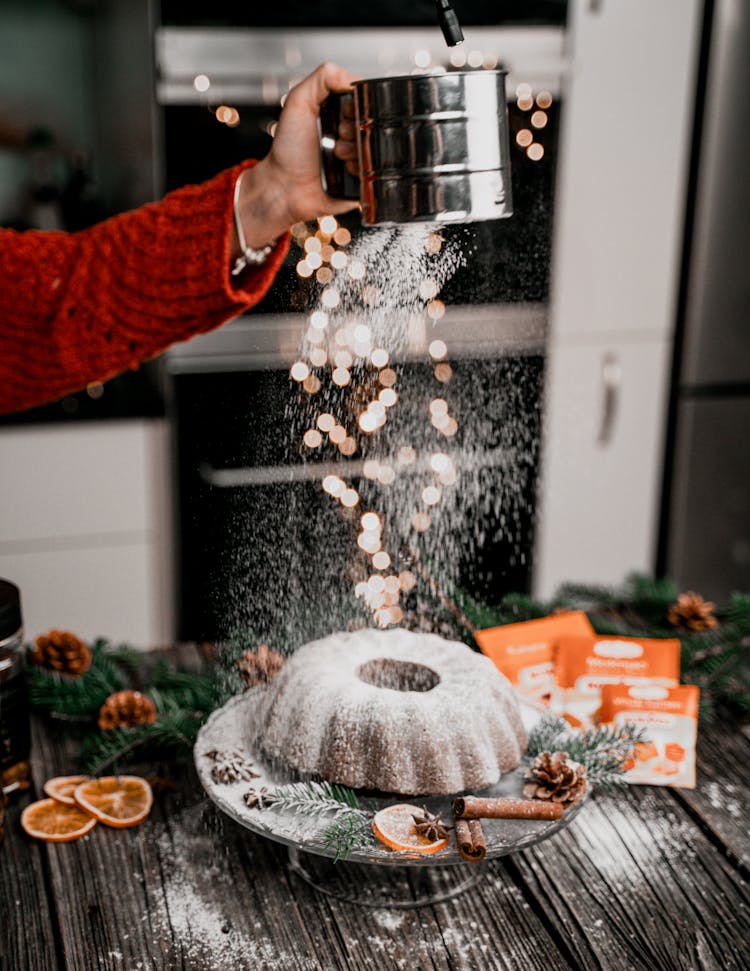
[[144, 662, 221, 713], [80, 711, 204, 775], [322, 812, 375, 862], [261, 780, 363, 815], [256, 781, 373, 862], [526, 715, 648, 789], [28, 644, 124, 718]]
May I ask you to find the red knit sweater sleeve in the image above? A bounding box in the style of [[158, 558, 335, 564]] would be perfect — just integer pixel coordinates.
[[0, 162, 289, 415]]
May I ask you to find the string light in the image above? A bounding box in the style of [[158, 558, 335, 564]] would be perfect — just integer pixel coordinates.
[[317, 413, 335, 432], [333, 227, 351, 246], [379, 368, 397, 387], [296, 260, 313, 278], [371, 348, 389, 367], [422, 485, 442, 506], [536, 91, 553, 109], [527, 143, 544, 161], [303, 429, 322, 448], [322, 475, 345, 496], [332, 367, 351, 386], [531, 110, 548, 129], [290, 361, 309, 382], [434, 362, 453, 383], [302, 374, 321, 394], [379, 388, 398, 407], [399, 570, 417, 591], [412, 512, 431, 532], [372, 551, 391, 570], [426, 299, 445, 320], [341, 488, 360, 508], [321, 288, 340, 308], [319, 215, 337, 234], [419, 278, 439, 300], [309, 310, 328, 330], [516, 129, 533, 148], [304, 237, 322, 254], [328, 425, 346, 444], [429, 339, 448, 359]]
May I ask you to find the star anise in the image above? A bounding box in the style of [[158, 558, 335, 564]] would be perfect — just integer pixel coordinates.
[[411, 807, 449, 842], [244, 787, 273, 809], [205, 749, 259, 784]]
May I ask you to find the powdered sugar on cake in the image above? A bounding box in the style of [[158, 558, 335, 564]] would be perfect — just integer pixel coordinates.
[[255, 628, 527, 796]]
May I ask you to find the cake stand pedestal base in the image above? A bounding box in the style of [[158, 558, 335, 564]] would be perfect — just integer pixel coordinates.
[[287, 847, 483, 909]]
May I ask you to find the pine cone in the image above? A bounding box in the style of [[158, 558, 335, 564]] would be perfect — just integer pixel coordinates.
[[98, 690, 158, 731], [523, 751, 588, 806], [667, 591, 718, 631], [31, 629, 92, 677], [237, 644, 284, 689]]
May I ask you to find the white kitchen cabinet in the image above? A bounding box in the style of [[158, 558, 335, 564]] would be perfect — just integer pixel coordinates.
[[534, 333, 672, 597], [0, 420, 173, 646], [533, 0, 702, 594], [551, 0, 702, 341]]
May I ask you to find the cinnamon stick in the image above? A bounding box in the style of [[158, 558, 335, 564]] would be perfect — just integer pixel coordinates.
[[454, 817, 487, 862], [453, 796, 564, 821]]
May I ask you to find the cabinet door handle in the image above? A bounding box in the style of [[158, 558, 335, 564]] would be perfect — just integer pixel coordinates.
[[597, 352, 621, 446]]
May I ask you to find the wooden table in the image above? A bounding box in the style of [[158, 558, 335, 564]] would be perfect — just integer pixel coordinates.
[[2, 666, 749, 971]]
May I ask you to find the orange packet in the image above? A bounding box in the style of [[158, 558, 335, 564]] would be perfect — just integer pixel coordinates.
[[599, 683, 699, 788], [475, 611, 594, 705], [552, 634, 681, 728]]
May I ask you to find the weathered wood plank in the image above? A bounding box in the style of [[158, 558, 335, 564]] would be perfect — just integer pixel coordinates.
[[673, 723, 750, 871], [285, 853, 575, 971], [509, 785, 750, 971], [0, 772, 60, 971], [17, 651, 750, 971]]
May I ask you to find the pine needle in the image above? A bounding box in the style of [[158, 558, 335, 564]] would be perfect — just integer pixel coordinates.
[[256, 781, 374, 861], [526, 714, 648, 789]]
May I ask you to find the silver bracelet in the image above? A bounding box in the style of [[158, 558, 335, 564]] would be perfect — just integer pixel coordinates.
[[231, 169, 275, 276]]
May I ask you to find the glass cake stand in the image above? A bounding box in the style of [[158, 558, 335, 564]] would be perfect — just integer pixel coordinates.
[[195, 693, 586, 908]]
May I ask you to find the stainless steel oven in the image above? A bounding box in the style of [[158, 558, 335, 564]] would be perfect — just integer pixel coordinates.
[[153, 17, 566, 640]]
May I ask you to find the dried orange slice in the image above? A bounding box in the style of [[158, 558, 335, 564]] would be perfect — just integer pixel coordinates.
[[372, 804, 448, 855], [74, 776, 153, 829], [44, 775, 90, 806], [21, 798, 97, 842]]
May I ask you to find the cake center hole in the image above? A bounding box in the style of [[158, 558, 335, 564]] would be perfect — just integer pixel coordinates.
[[357, 658, 440, 693]]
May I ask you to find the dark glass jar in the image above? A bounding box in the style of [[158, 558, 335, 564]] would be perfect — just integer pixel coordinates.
[[0, 579, 31, 795]]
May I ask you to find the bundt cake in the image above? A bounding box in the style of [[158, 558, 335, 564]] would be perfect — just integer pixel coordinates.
[[255, 628, 527, 795]]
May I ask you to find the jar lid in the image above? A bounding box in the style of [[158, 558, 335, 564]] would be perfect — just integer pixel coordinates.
[[0, 579, 22, 640]]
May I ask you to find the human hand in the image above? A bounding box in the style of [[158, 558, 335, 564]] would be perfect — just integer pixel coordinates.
[[237, 63, 360, 248]]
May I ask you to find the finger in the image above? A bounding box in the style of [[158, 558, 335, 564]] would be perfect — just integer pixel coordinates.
[[338, 120, 356, 140], [287, 62, 361, 112], [334, 140, 358, 161], [342, 99, 356, 120], [322, 195, 361, 216]]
